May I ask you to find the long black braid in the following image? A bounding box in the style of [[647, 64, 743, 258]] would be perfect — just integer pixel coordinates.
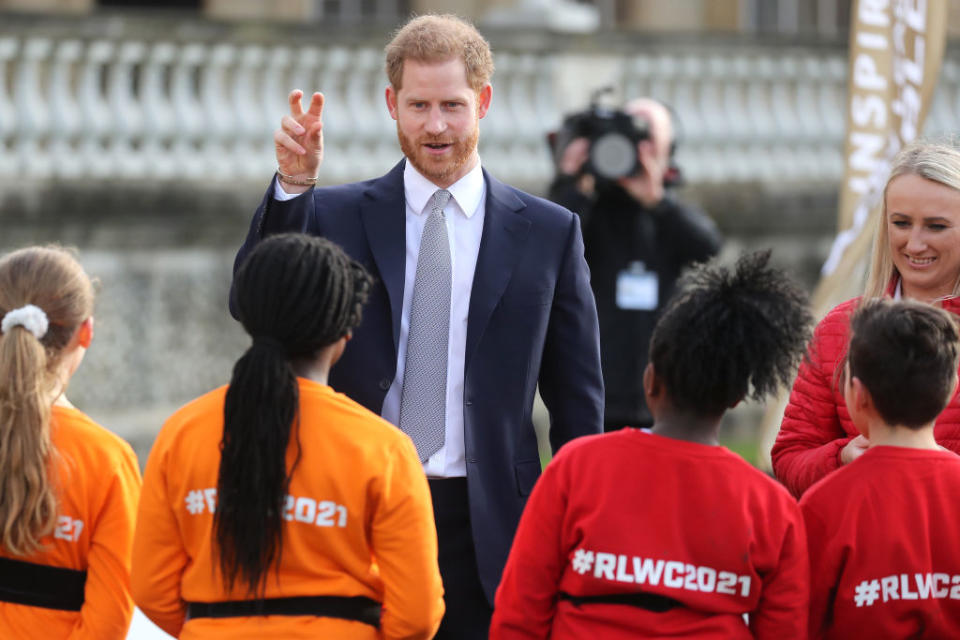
[[216, 233, 372, 595]]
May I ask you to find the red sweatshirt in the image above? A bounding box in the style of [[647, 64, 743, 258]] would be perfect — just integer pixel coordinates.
[[801, 445, 960, 638], [491, 430, 808, 639]]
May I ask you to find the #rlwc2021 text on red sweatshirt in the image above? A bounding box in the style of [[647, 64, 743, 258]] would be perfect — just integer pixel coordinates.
[[491, 429, 808, 639], [801, 445, 960, 638]]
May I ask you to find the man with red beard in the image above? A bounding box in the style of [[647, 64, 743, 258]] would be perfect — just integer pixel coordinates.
[[232, 13, 603, 639]]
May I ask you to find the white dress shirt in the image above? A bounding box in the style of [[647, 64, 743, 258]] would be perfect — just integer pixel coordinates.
[[274, 161, 487, 477]]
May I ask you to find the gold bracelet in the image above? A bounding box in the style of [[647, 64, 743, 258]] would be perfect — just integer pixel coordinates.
[[277, 170, 319, 186]]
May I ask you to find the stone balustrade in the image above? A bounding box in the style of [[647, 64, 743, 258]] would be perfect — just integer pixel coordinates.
[[3, 28, 958, 187]]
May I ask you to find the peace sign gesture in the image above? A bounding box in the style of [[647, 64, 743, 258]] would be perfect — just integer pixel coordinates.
[[273, 90, 324, 193]]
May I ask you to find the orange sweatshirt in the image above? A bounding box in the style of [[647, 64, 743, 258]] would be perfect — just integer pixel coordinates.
[[0, 405, 142, 640], [132, 378, 444, 640]]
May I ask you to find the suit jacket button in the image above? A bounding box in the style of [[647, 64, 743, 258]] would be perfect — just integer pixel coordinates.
[[465, 399, 473, 406], [379, 378, 391, 390]]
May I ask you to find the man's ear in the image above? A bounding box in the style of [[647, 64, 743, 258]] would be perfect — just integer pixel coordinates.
[[77, 317, 94, 349], [477, 84, 492, 119], [385, 85, 399, 121]]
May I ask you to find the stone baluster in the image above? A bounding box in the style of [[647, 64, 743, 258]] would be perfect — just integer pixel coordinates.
[[345, 47, 391, 177], [78, 40, 116, 177], [286, 45, 321, 97], [798, 55, 839, 181], [231, 44, 266, 179], [15, 38, 52, 176], [926, 58, 957, 137], [647, 53, 677, 127], [623, 55, 654, 107], [368, 49, 399, 175], [0, 37, 19, 176], [479, 51, 512, 178], [48, 39, 83, 178], [109, 41, 147, 177], [818, 56, 846, 141], [772, 56, 813, 179], [171, 43, 207, 176], [699, 55, 729, 146], [200, 43, 236, 174], [743, 54, 779, 182], [723, 55, 753, 146], [505, 54, 541, 184], [140, 42, 178, 178], [943, 60, 960, 131], [817, 55, 846, 181], [531, 54, 561, 184]]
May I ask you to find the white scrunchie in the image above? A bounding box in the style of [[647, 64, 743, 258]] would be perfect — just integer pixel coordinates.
[[1, 304, 49, 340]]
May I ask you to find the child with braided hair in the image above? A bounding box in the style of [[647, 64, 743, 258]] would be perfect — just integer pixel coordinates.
[[0, 246, 141, 639], [132, 233, 444, 639], [491, 251, 814, 639]]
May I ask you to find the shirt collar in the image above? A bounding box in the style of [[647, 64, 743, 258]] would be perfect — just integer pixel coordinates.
[[403, 159, 485, 218]]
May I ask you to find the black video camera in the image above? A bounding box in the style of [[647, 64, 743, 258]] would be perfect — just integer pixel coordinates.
[[549, 89, 684, 188], [549, 87, 650, 181]]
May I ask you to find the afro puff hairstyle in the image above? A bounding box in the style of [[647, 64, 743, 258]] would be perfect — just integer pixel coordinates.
[[648, 250, 813, 418]]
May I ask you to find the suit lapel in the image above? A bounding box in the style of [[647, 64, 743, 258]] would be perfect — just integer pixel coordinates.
[[361, 160, 407, 352], [465, 170, 531, 372]]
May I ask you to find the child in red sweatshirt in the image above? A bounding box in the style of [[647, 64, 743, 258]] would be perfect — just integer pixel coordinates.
[[491, 251, 813, 639], [801, 299, 960, 638]]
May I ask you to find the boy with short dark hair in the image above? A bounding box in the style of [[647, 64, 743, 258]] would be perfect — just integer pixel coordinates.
[[801, 298, 960, 638]]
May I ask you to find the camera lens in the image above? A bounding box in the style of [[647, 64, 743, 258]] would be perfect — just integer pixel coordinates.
[[590, 132, 637, 180]]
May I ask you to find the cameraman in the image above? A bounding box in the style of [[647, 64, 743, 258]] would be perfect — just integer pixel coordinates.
[[548, 98, 722, 432]]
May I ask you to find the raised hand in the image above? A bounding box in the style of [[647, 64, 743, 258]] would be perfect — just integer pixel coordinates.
[[559, 137, 590, 176], [618, 138, 665, 208], [274, 90, 324, 192], [559, 137, 596, 196]]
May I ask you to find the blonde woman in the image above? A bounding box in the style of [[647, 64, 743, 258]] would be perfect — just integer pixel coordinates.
[[773, 141, 960, 497], [0, 246, 141, 638]]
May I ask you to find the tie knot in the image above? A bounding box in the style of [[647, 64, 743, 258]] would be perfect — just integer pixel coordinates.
[[428, 189, 452, 214]]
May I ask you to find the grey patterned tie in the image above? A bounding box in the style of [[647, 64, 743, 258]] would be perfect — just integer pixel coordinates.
[[399, 189, 452, 461]]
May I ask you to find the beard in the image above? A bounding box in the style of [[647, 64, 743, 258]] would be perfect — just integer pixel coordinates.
[[397, 121, 479, 186]]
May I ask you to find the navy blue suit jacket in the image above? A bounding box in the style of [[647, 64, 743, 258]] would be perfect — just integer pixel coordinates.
[[232, 160, 603, 602]]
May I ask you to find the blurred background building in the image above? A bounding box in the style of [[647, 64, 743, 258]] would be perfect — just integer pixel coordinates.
[[3, 0, 960, 464]]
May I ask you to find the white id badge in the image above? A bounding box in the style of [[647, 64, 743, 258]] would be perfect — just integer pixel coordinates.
[[616, 262, 658, 311]]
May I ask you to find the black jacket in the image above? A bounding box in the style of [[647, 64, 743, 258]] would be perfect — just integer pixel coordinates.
[[548, 176, 722, 428]]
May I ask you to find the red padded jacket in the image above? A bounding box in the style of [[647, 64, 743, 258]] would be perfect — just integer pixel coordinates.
[[772, 294, 960, 498]]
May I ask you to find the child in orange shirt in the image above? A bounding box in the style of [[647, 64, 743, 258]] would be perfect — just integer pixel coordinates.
[[802, 300, 960, 638], [0, 246, 142, 639], [132, 233, 444, 640]]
